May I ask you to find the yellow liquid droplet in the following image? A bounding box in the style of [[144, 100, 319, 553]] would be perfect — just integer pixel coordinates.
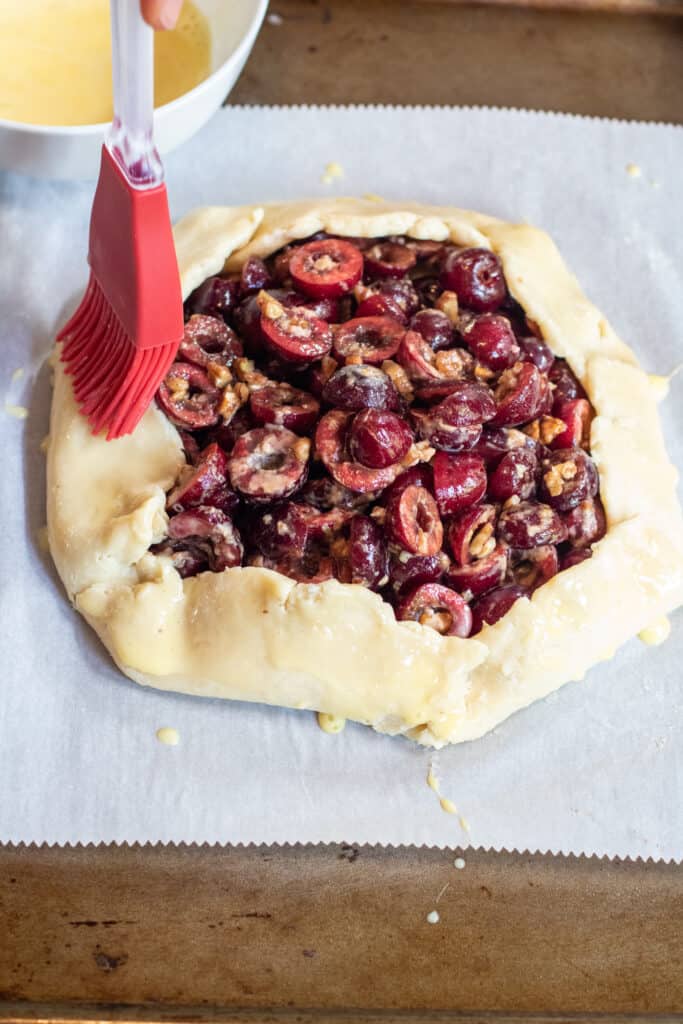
[[317, 712, 346, 735], [0, 0, 211, 126], [4, 403, 28, 420], [156, 726, 180, 746], [638, 617, 671, 647]]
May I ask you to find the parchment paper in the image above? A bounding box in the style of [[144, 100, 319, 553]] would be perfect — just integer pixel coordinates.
[[1, 106, 681, 857]]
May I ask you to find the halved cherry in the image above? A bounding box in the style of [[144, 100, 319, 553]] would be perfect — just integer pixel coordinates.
[[151, 542, 208, 579], [167, 442, 238, 514], [517, 334, 554, 373], [178, 430, 202, 465], [322, 364, 402, 412], [487, 448, 539, 502], [336, 515, 389, 589], [167, 506, 243, 572], [412, 408, 481, 452], [364, 241, 416, 280], [396, 583, 472, 638], [562, 497, 606, 548], [240, 256, 272, 295], [447, 504, 497, 566], [157, 362, 221, 429], [432, 451, 487, 516], [472, 426, 539, 465], [186, 275, 240, 321], [289, 238, 364, 298], [461, 313, 520, 370], [315, 410, 404, 493], [258, 292, 332, 364], [539, 447, 599, 511], [381, 466, 434, 509], [250, 383, 320, 434], [300, 476, 377, 511], [178, 314, 243, 369], [440, 248, 506, 313], [549, 359, 586, 402], [396, 329, 441, 380], [355, 292, 407, 323], [228, 426, 310, 503], [388, 548, 449, 596], [386, 484, 444, 556], [249, 502, 311, 558], [410, 309, 454, 351], [551, 398, 592, 450], [497, 500, 567, 548], [490, 361, 544, 427], [470, 584, 528, 634], [406, 239, 447, 263], [509, 545, 559, 591], [349, 409, 413, 468], [333, 316, 405, 365], [433, 383, 496, 426], [444, 544, 508, 600]]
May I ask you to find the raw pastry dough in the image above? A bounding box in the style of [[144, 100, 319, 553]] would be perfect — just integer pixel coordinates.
[[47, 199, 683, 747]]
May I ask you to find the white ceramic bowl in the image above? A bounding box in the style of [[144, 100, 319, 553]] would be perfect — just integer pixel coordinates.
[[0, 0, 268, 180]]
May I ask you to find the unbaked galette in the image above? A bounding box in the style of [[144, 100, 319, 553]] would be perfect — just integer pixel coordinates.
[[47, 199, 683, 747]]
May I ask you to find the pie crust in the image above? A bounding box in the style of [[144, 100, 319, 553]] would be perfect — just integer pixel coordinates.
[[46, 199, 683, 747]]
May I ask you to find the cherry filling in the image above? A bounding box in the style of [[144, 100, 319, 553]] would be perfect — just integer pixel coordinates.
[[154, 232, 605, 636]]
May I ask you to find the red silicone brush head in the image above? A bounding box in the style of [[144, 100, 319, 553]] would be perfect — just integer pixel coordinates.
[[58, 145, 184, 440]]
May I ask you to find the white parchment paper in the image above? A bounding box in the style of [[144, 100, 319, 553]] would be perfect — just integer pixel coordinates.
[[1, 106, 681, 857]]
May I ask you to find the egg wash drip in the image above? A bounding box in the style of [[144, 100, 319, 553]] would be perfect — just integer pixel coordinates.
[[0, 0, 211, 126]]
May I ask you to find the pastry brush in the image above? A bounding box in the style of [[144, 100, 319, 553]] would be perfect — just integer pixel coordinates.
[[58, 0, 183, 440]]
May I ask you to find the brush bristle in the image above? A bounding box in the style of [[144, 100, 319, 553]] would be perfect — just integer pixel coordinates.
[[59, 273, 178, 439]]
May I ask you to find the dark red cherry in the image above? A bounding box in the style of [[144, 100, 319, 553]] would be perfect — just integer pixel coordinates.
[[167, 443, 238, 515], [549, 359, 587, 402], [517, 335, 554, 373], [444, 544, 508, 600], [186, 275, 240, 321], [315, 410, 405, 493], [258, 292, 332, 364], [440, 248, 506, 312], [539, 448, 599, 511], [382, 464, 434, 504], [562, 497, 606, 548], [157, 363, 221, 429], [470, 584, 528, 634], [551, 398, 592, 450], [386, 484, 444, 556], [240, 256, 272, 295], [178, 314, 243, 369], [322, 364, 401, 412], [410, 309, 454, 351], [396, 583, 472, 638], [333, 316, 405, 365], [447, 503, 497, 566], [432, 452, 487, 516], [497, 500, 567, 548], [349, 409, 413, 469], [289, 238, 363, 298], [250, 383, 320, 434], [167, 506, 243, 572], [364, 241, 416, 280], [412, 408, 481, 453], [355, 291, 407, 324], [388, 549, 449, 596], [487, 448, 539, 502], [300, 477, 377, 511], [490, 361, 544, 427], [341, 515, 389, 589], [509, 545, 559, 591], [472, 426, 539, 465], [228, 426, 310, 503], [206, 405, 255, 452], [462, 313, 520, 370]]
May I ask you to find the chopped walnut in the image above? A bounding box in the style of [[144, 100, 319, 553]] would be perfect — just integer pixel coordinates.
[[370, 506, 387, 525], [207, 361, 233, 388], [353, 282, 373, 303], [503, 495, 521, 510], [474, 363, 496, 381], [402, 440, 435, 468], [293, 437, 312, 462], [469, 522, 495, 559], [320, 355, 338, 383], [419, 609, 452, 634], [543, 459, 577, 496], [538, 416, 566, 445], [382, 359, 414, 402], [434, 348, 471, 378], [167, 375, 189, 401], [257, 290, 285, 321], [524, 420, 541, 442], [218, 383, 249, 422], [345, 353, 363, 366], [234, 357, 270, 391], [435, 290, 459, 324]]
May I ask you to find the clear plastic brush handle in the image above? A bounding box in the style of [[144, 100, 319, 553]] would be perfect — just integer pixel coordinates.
[[107, 0, 164, 188]]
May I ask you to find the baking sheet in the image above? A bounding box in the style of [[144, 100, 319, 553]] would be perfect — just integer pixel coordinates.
[[0, 106, 681, 857]]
